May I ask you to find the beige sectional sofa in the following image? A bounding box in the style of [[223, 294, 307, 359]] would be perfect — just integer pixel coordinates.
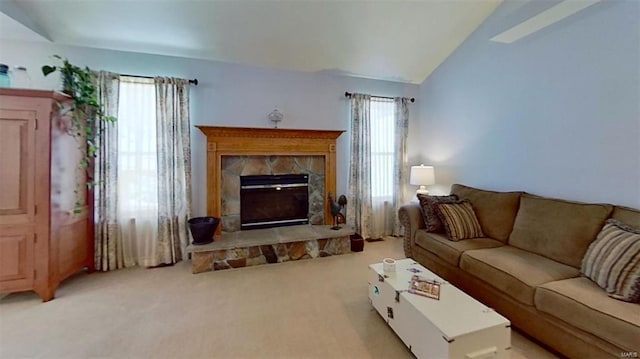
[[398, 184, 640, 358]]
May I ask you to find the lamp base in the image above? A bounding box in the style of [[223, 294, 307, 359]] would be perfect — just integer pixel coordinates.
[[416, 185, 429, 196]]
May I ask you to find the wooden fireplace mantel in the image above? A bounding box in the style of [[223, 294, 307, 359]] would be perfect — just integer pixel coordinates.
[[196, 126, 345, 233]]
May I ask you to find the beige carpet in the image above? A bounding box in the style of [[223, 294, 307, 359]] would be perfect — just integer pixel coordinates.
[[0, 238, 558, 358]]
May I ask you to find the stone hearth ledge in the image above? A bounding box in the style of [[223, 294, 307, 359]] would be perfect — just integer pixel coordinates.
[[187, 225, 356, 273]]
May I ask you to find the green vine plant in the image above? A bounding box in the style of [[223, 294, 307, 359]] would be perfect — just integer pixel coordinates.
[[42, 55, 116, 213]]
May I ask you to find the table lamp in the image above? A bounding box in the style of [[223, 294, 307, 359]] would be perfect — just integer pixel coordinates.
[[410, 164, 435, 195]]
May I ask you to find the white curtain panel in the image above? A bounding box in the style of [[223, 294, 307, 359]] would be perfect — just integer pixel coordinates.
[[117, 77, 160, 267], [370, 97, 395, 239]]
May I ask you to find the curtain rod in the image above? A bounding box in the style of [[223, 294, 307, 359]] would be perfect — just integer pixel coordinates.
[[120, 73, 198, 85], [344, 92, 414, 103]]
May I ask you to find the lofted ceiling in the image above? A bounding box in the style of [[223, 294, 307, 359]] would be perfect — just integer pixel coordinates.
[[0, 0, 503, 84]]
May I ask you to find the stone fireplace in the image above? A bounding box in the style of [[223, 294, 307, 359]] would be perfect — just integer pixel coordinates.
[[197, 126, 344, 235]]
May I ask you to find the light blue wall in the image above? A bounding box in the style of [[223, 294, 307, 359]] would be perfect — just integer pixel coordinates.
[[0, 40, 419, 215], [418, 0, 640, 208]]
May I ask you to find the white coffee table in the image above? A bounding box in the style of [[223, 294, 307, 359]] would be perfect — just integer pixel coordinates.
[[368, 258, 511, 359]]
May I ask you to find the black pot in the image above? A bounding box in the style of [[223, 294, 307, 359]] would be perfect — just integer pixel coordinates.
[[188, 217, 220, 245]]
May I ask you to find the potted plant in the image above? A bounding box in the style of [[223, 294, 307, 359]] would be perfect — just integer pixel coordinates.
[[42, 55, 115, 165], [42, 55, 116, 212]]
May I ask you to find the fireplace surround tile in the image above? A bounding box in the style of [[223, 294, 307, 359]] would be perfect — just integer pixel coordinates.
[[221, 155, 325, 232]]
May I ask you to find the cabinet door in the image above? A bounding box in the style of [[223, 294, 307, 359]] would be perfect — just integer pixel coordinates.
[[0, 108, 36, 225], [0, 232, 34, 289]]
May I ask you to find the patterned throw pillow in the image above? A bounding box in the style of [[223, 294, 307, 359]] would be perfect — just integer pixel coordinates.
[[435, 201, 484, 241], [582, 219, 640, 303], [417, 194, 459, 232]]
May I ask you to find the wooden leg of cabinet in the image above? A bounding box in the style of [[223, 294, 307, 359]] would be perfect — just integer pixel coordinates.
[[34, 287, 55, 302], [34, 280, 58, 302]]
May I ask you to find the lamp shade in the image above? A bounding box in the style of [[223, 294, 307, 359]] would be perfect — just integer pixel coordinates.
[[410, 165, 435, 186]]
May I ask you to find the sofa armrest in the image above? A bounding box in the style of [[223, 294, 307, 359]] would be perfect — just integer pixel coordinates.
[[398, 203, 425, 258]]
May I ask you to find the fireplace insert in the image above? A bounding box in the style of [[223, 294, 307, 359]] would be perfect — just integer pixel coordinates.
[[240, 174, 309, 230]]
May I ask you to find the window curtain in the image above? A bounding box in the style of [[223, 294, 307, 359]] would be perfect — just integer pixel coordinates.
[[393, 97, 410, 236], [154, 77, 192, 265], [347, 94, 410, 240], [369, 97, 395, 238], [117, 78, 159, 267], [93, 71, 125, 271], [346, 94, 375, 239]]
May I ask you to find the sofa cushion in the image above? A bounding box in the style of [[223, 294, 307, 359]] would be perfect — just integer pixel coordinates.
[[508, 195, 613, 268], [450, 184, 522, 243], [416, 194, 459, 233], [414, 230, 503, 266], [436, 201, 484, 241], [535, 277, 640, 351], [612, 206, 640, 227], [460, 246, 580, 305], [582, 219, 640, 302]]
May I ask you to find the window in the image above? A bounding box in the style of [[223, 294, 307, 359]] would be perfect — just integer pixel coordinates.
[[117, 77, 158, 219], [370, 97, 395, 200]]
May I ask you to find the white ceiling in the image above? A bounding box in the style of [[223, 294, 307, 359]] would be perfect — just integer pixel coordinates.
[[1, 0, 503, 84], [0, 11, 48, 43]]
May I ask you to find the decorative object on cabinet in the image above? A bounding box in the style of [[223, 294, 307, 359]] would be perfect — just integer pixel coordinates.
[[0, 89, 95, 301], [410, 164, 435, 195], [0, 64, 10, 87], [12, 66, 31, 88]]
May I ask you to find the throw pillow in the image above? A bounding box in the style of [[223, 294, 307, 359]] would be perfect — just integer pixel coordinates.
[[416, 194, 459, 233], [582, 219, 640, 303], [435, 201, 485, 241]]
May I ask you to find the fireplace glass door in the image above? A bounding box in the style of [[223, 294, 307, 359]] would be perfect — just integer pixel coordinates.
[[240, 174, 309, 230]]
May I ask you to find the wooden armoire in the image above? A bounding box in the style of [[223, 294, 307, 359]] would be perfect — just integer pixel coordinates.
[[0, 89, 94, 301]]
